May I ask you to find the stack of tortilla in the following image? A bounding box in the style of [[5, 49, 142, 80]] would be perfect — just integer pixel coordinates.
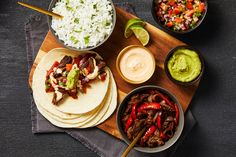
[[32, 48, 117, 128]]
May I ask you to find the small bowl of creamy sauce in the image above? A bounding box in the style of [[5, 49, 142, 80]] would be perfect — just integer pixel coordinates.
[[116, 45, 156, 84]]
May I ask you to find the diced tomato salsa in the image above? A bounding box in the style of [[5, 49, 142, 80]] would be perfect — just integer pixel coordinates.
[[155, 0, 206, 31]]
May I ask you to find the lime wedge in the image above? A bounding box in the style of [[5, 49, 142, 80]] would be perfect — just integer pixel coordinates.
[[124, 18, 146, 38], [130, 25, 150, 46]]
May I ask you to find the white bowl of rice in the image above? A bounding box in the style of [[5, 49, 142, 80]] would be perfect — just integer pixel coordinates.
[[48, 0, 116, 51]]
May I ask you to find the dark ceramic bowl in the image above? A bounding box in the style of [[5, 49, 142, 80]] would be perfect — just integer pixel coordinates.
[[164, 45, 204, 86], [151, 0, 208, 34], [116, 85, 184, 153], [47, 0, 116, 51]]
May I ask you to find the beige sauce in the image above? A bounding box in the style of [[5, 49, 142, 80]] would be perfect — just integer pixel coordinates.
[[119, 47, 155, 83]]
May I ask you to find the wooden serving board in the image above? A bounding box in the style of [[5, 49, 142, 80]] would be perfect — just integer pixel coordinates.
[[29, 7, 199, 139]]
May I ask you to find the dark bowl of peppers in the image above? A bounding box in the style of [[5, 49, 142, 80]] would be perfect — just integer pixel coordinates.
[[116, 85, 184, 153]]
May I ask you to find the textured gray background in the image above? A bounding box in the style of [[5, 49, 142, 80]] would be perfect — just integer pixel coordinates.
[[0, 0, 236, 157]]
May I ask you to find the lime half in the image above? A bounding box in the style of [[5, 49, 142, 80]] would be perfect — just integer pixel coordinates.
[[124, 18, 146, 38], [130, 25, 150, 46]]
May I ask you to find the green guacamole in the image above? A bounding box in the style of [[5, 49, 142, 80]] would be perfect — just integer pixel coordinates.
[[66, 69, 79, 89], [167, 49, 201, 82]]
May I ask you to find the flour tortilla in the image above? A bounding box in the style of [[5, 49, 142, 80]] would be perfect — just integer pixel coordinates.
[[32, 48, 110, 114], [35, 70, 117, 128], [93, 72, 117, 126], [33, 85, 81, 120], [35, 75, 112, 125], [33, 75, 104, 120], [33, 78, 105, 120], [79, 72, 117, 128]]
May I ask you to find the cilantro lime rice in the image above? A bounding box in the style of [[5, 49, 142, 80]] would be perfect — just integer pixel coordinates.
[[51, 0, 114, 49]]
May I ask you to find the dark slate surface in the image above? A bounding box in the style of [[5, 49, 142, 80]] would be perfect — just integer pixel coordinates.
[[0, 0, 235, 157]]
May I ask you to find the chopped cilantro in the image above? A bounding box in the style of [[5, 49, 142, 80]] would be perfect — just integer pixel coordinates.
[[74, 18, 80, 24], [91, 14, 96, 20], [45, 79, 51, 90], [59, 82, 65, 86], [93, 4, 97, 9], [190, 23, 196, 28], [70, 36, 79, 44], [96, 28, 100, 32], [105, 22, 111, 26], [194, 11, 202, 17], [74, 29, 81, 33], [84, 36, 90, 45], [66, 6, 73, 11]]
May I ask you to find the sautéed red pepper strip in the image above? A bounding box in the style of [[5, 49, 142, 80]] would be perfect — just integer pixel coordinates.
[[137, 102, 161, 112], [46, 61, 59, 78], [125, 116, 133, 132], [141, 125, 156, 144], [131, 103, 137, 120]]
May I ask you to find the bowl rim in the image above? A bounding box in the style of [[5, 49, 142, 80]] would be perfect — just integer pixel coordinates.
[[151, 0, 208, 34], [47, 0, 117, 51], [116, 45, 156, 84], [116, 85, 185, 153], [164, 45, 205, 86]]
